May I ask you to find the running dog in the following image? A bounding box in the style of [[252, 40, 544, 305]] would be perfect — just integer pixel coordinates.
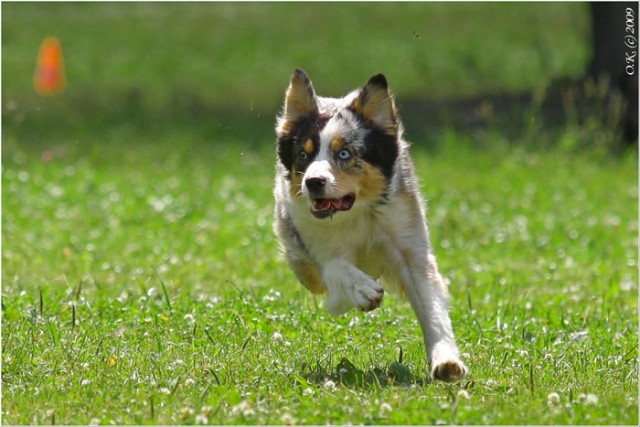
[[273, 69, 467, 382]]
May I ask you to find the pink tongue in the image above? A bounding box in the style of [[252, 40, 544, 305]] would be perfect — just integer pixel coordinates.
[[333, 198, 347, 210], [320, 199, 333, 210], [317, 199, 345, 211], [316, 196, 354, 211]]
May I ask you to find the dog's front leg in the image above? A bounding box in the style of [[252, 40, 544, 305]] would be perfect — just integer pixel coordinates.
[[403, 252, 468, 383], [321, 259, 384, 316]]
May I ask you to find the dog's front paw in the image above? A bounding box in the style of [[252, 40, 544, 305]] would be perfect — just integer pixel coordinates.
[[353, 279, 384, 312], [326, 278, 384, 315], [431, 359, 468, 383], [323, 261, 384, 315]]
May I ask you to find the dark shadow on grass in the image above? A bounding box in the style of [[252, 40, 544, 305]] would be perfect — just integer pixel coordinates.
[[301, 356, 426, 389]]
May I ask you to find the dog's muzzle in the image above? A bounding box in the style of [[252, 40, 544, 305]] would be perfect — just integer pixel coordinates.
[[304, 175, 356, 219]]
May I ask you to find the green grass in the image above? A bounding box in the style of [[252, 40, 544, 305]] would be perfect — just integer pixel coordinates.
[[2, 2, 638, 426], [2, 132, 637, 425], [3, 2, 590, 109]]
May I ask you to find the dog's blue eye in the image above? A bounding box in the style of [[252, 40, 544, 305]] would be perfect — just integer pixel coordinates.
[[299, 151, 308, 161], [338, 149, 351, 160]]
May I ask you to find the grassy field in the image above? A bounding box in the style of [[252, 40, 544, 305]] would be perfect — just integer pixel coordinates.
[[3, 2, 590, 109], [2, 131, 637, 425], [2, 2, 638, 426]]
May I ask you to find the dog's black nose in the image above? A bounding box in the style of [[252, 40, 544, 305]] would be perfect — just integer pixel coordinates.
[[305, 177, 326, 193]]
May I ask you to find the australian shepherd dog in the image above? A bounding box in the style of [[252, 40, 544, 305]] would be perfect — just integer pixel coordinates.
[[273, 69, 467, 382]]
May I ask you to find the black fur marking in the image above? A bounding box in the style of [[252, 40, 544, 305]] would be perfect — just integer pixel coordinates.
[[360, 127, 399, 181], [365, 73, 388, 89], [277, 114, 328, 178], [286, 212, 310, 256]]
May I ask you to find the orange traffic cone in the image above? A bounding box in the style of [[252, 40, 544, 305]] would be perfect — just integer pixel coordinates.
[[34, 37, 66, 95]]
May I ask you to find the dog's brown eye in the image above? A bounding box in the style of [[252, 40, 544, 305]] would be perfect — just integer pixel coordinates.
[[299, 151, 309, 161]]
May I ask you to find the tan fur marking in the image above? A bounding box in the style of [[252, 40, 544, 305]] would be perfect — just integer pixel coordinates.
[[353, 86, 397, 134], [331, 170, 358, 197], [356, 163, 387, 199], [328, 164, 386, 201], [330, 136, 346, 152], [303, 139, 314, 155], [296, 263, 325, 294], [284, 73, 316, 122]]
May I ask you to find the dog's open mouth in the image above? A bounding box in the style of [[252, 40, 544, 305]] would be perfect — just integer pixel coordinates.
[[310, 193, 356, 219]]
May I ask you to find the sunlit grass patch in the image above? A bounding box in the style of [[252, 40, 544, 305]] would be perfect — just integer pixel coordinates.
[[2, 129, 637, 424]]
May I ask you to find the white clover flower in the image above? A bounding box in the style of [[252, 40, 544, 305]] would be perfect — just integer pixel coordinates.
[[457, 390, 471, 400], [231, 400, 255, 417], [271, 332, 283, 341], [181, 406, 195, 418], [281, 412, 296, 425], [578, 393, 598, 405], [195, 414, 208, 425], [116, 291, 129, 303], [323, 380, 337, 392], [159, 387, 171, 395], [547, 392, 561, 405], [379, 402, 393, 414], [81, 379, 91, 386], [263, 290, 282, 302]]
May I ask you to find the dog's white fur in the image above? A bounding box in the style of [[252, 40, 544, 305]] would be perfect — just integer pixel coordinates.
[[274, 70, 468, 382]]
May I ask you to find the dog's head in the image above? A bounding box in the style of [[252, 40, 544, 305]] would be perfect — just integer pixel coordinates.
[[276, 69, 400, 219]]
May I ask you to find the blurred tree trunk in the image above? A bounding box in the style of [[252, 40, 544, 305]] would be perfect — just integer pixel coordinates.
[[588, 2, 638, 143]]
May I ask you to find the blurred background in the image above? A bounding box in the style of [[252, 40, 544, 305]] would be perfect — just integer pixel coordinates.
[[2, 2, 637, 153]]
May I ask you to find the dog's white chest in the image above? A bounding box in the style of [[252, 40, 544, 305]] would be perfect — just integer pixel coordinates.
[[354, 245, 393, 280], [292, 207, 396, 276]]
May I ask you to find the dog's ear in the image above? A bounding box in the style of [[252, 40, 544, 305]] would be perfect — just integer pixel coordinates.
[[351, 74, 397, 134], [279, 69, 318, 129]]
